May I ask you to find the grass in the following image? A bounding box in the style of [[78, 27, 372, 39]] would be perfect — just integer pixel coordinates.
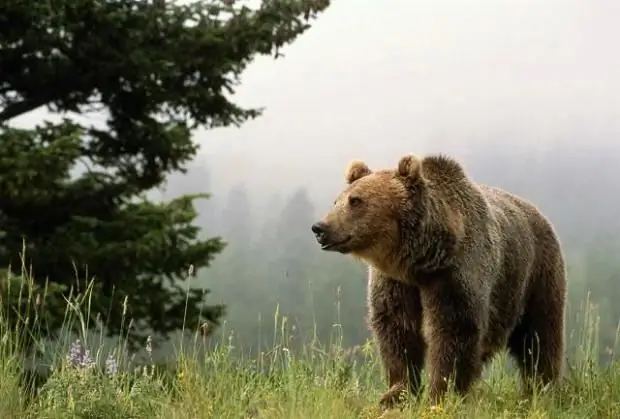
[[1, 263, 620, 418]]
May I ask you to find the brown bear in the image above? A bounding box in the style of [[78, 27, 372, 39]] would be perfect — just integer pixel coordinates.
[[311, 153, 567, 409]]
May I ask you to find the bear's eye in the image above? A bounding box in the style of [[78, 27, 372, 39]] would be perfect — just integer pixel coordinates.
[[348, 196, 363, 207]]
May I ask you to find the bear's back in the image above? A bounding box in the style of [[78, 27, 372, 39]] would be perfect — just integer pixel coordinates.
[[479, 184, 558, 249]]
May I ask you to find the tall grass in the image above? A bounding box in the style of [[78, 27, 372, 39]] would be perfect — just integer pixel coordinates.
[[0, 257, 619, 418]]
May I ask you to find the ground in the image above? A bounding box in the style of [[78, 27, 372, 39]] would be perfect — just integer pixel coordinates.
[[0, 251, 614, 419], [3, 313, 619, 419]]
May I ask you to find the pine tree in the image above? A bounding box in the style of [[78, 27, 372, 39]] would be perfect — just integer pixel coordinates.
[[0, 0, 330, 351]]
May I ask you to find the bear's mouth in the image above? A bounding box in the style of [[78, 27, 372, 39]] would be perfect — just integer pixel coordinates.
[[321, 235, 352, 251]]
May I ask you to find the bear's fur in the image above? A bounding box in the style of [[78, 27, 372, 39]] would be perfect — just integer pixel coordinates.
[[311, 153, 567, 409]]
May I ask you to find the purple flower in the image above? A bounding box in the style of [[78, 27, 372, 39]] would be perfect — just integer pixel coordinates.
[[105, 353, 119, 376], [67, 339, 95, 369]]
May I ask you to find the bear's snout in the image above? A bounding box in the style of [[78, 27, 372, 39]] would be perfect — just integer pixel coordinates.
[[311, 220, 352, 252], [311, 221, 329, 244]]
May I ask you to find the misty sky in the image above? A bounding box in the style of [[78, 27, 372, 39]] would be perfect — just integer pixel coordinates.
[[10, 0, 620, 210], [197, 0, 619, 207]]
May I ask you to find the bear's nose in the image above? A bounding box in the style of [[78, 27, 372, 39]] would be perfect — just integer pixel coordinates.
[[311, 221, 327, 236]]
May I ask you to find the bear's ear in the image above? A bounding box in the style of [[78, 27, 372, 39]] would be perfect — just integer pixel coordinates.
[[345, 160, 372, 184], [397, 153, 424, 180]]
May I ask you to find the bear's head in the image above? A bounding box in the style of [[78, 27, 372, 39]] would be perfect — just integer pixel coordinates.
[[311, 154, 432, 275]]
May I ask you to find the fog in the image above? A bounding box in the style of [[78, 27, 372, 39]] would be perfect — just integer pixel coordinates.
[[8, 0, 620, 361], [11, 0, 620, 208], [179, 0, 620, 360], [194, 0, 619, 210]]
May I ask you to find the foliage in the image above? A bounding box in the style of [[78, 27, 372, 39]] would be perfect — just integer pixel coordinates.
[[0, 0, 331, 351]]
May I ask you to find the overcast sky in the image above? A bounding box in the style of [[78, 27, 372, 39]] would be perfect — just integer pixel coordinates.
[[195, 0, 619, 201], [12, 0, 620, 207]]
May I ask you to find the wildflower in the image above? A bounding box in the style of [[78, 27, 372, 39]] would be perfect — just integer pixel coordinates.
[[145, 335, 153, 359], [199, 321, 211, 337], [67, 339, 95, 369], [105, 353, 118, 376]]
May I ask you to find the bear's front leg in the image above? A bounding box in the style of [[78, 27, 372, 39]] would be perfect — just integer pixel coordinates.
[[368, 271, 427, 410], [421, 279, 485, 404], [374, 326, 426, 410]]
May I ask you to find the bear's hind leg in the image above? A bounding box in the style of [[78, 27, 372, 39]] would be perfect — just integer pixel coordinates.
[[508, 263, 566, 395], [508, 306, 564, 394]]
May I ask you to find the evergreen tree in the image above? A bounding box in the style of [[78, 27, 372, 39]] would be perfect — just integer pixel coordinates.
[[0, 0, 330, 351]]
